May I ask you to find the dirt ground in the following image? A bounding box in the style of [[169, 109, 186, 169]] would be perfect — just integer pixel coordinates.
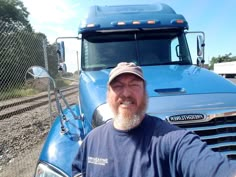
[[0, 93, 78, 177], [0, 104, 51, 177], [0, 140, 44, 177]]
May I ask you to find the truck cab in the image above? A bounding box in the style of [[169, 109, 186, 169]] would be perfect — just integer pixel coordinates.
[[32, 3, 236, 177]]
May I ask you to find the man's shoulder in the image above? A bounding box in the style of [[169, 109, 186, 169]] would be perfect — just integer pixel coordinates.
[[145, 115, 198, 147], [85, 121, 112, 139], [145, 114, 180, 129], [145, 114, 182, 135]]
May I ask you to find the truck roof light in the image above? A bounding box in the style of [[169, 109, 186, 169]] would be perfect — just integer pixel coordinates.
[[86, 23, 96, 28], [132, 21, 141, 25], [170, 19, 187, 26], [147, 20, 156, 24], [176, 19, 184, 24], [117, 21, 126, 25]]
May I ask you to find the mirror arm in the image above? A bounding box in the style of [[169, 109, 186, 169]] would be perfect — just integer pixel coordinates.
[[58, 90, 83, 120], [197, 57, 205, 67], [25, 66, 82, 134], [54, 89, 67, 133], [56, 89, 85, 137]]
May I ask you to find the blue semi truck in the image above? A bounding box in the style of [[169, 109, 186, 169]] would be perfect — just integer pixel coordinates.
[[29, 3, 236, 177]]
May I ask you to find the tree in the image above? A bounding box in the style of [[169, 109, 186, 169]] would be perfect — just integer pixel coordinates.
[[0, 31, 46, 90], [0, 0, 59, 91], [0, 0, 32, 31], [209, 53, 236, 70], [47, 42, 59, 78]]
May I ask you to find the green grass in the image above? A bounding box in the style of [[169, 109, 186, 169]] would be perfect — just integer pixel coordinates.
[[0, 87, 40, 101], [0, 78, 73, 101], [55, 79, 73, 88]]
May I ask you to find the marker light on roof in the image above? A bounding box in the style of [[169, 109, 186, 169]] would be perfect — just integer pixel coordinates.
[[147, 20, 156, 24], [117, 21, 126, 25], [132, 21, 141, 25], [87, 23, 96, 28], [176, 19, 184, 24]]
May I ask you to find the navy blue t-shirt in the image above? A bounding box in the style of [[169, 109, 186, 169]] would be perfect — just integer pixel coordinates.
[[72, 115, 236, 177]]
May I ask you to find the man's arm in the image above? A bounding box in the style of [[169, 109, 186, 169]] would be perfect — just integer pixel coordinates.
[[72, 143, 86, 177], [168, 130, 236, 177]]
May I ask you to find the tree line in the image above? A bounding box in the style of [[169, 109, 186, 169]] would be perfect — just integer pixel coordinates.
[[0, 0, 58, 91], [209, 53, 236, 70]]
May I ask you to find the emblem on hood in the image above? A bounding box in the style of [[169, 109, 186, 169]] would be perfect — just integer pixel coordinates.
[[167, 114, 206, 122]]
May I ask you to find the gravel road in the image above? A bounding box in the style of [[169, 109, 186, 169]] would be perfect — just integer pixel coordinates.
[[0, 91, 78, 177]]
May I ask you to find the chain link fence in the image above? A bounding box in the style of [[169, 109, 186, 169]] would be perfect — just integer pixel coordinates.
[[0, 20, 78, 177]]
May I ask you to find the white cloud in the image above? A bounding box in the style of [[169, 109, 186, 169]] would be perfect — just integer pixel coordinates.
[[21, 0, 82, 72], [22, 0, 81, 43], [23, 0, 79, 24]]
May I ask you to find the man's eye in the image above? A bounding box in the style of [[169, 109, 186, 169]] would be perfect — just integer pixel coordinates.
[[130, 82, 140, 87], [113, 85, 122, 89]]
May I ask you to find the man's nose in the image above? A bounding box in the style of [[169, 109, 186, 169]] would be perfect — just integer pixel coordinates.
[[122, 85, 131, 97]]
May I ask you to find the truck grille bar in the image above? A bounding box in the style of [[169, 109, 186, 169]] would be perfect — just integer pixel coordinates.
[[177, 115, 236, 160]]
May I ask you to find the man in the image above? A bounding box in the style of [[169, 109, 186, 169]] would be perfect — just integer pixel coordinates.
[[72, 62, 236, 177]]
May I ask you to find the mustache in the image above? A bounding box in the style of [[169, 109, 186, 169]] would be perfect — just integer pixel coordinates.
[[118, 96, 136, 103]]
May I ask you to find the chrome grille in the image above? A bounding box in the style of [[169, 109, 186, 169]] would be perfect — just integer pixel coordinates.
[[177, 115, 236, 160]]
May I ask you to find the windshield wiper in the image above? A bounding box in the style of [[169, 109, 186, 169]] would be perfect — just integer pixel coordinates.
[[85, 65, 115, 71], [158, 61, 191, 65]]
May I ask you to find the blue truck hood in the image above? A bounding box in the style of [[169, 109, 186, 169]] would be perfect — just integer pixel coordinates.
[[79, 65, 236, 131], [39, 105, 82, 176], [81, 65, 236, 98]]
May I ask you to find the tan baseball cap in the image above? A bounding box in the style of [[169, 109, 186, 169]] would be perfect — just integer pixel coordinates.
[[108, 62, 144, 84]]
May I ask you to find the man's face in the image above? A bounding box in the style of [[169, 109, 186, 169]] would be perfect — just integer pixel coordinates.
[[107, 73, 147, 130]]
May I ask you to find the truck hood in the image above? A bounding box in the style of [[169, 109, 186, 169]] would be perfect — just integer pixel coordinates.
[[79, 65, 236, 125], [39, 105, 82, 176], [81, 65, 236, 97], [143, 65, 236, 95]]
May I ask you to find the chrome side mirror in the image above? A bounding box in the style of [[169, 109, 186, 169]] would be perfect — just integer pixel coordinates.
[[197, 35, 205, 66], [197, 35, 204, 57], [25, 66, 56, 89]]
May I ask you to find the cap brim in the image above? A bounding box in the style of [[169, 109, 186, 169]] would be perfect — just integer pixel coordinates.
[[108, 71, 144, 84]]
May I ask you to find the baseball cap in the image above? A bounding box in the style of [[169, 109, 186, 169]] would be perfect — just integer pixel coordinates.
[[108, 62, 144, 84]]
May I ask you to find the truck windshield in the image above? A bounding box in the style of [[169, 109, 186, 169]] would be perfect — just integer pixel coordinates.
[[81, 30, 192, 71]]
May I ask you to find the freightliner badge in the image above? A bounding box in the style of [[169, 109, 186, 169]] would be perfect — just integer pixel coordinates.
[[167, 114, 206, 122]]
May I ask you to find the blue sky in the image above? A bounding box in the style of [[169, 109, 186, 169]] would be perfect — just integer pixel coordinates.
[[22, 0, 236, 71]]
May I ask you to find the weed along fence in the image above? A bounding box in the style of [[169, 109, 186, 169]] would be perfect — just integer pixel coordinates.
[[0, 20, 77, 177]]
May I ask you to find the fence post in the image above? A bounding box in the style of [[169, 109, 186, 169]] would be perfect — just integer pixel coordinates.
[[43, 38, 53, 125]]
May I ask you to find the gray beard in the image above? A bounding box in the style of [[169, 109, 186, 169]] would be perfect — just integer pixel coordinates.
[[109, 91, 148, 130], [113, 113, 144, 130]]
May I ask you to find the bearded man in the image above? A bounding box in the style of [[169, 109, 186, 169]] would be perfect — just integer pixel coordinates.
[[72, 62, 236, 177]]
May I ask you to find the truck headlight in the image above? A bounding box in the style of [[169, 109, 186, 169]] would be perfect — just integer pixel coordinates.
[[92, 103, 114, 128], [34, 162, 68, 177]]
